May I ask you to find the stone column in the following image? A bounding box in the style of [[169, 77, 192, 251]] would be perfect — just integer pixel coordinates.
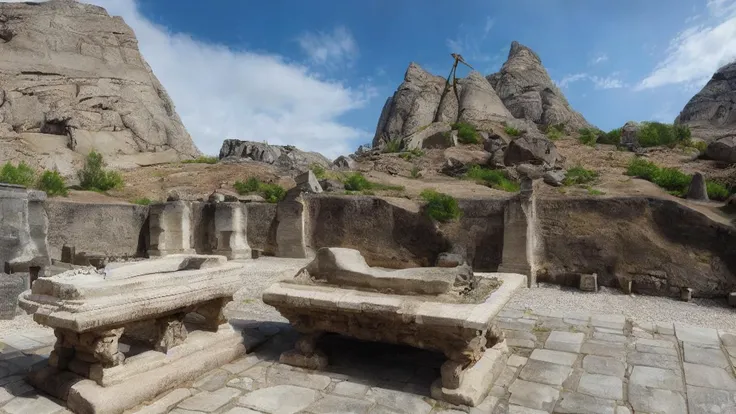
[[497, 200, 531, 278], [275, 171, 321, 259], [148, 201, 195, 257], [214, 202, 251, 259]]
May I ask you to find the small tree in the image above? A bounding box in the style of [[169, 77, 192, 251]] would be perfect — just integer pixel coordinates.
[[0, 161, 37, 187], [37, 170, 68, 196], [78, 151, 123, 192]]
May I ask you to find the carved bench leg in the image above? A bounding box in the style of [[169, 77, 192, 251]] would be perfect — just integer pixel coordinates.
[[196, 297, 231, 331], [155, 313, 188, 352], [279, 331, 328, 370]]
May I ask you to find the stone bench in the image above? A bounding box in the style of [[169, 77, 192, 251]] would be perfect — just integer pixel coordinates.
[[18, 254, 248, 414], [262, 247, 527, 406]]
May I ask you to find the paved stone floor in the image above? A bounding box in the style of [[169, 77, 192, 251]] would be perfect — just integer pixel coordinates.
[[2, 304, 736, 413]]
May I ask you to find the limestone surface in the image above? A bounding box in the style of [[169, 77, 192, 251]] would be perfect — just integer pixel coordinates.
[[0, 0, 201, 174]]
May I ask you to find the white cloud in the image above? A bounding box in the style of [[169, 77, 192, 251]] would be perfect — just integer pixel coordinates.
[[557, 73, 588, 88], [589, 53, 608, 65], [445, 18, 496, 65], [3, 0, 371, 159], [556, 73, 625, 90], [636, 0, 736, 90], [296, 26, 359, 69], [483, 17, 495, 38]]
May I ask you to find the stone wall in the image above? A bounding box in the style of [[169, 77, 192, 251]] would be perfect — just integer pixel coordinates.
[[45, 200, 149, 261], [536, 197, 736, 298], [246, 203, 278, 255], [439, 198, 507, 271]]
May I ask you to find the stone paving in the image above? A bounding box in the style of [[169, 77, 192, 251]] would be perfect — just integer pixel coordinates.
[[2, 305, 736, 413]]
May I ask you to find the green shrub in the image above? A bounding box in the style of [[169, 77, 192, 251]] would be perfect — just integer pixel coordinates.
[[233, 177, 285, 203], [563, 166, 599, 186], [578, 128, 598, 146], [0, 161, 37, 187], [181, 155, 218, 164], [37, 170, 67, 196], [344, 173, 372, 191], [504, 125, 521, 136], [452, 122, 480, 144], [383, 138, 402, 153], [587, 188, 605, 196], [626, 158, 659, 181], [234, 177, 261, 194], [544, 123, 565, 141], [133, 197, 153, 205], [465, 165, 520, 192], [653, 167, 691, 195], [420, 189, 461, 222], [399, 148, 425, 161], [310, 163, 326, 179], [706, 181, 730, 201], [682, 139, 707, 153], [78, 151, 123, 192], [260, 183, 286, 203], [597, 128, 621, 145], [637, 122, 691, 148], [410, 166, 422, 179]]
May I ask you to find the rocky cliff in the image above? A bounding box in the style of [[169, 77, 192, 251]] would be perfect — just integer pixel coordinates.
[[675, 61, 736, 163], [372, 41, 590, 148], [0, 0, 200, 174], [487, 41, 590, 132], [219, 140, 331, 172]]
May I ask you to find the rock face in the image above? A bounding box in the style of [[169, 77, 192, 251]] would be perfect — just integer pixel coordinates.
[[504, 132, 560, 167], [487, 41, 590, 132], [620, 121, 640, 150], [372, 63, 512, 148], [686, 172, 708, 201], [0, 0, 201, 173], [219, 140, 331, 172], [676, 62, 736, 142], [705, 136, 736, 163]]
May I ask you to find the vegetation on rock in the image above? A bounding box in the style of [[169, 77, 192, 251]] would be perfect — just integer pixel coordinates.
[[234, 177, 286, 203], [452, 122, 480, 144], [78, 151, 124, 192], [37, 171, 68, 196], [544, 123, 565, 141], [626, 157, 731, 200], [504, 125, 521, 137], [420, 189, 461, 222], [383, 138, 402, 153], [577, 128, 598, 146], [181, 156, 218, 164], [636, 122, 690, 148], [310, 163, 326, 179], [399, 148, 425, 161], [465, 165, 520, 192], [563, 166, 599, 186], [344, 172, 404, 193], [0, 161, 37, 188], [133, 197, 153, 205], [410, 166, 422, 179], [596, 128, 621, 145]]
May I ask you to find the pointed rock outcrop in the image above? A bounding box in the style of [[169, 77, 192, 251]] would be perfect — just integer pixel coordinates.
[[676, 61, 736, 163], [372, 63, 512, 148], [487, 41, 590, 131], [0, 0, 200, 171]]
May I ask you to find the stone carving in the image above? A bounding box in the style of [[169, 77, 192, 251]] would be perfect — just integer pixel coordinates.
[[213, 202, 251, 260], [579, 273, 598, 292], [148, 200, 195, 257], [17, 254, 247, 414], [262, 247, 527, 406]]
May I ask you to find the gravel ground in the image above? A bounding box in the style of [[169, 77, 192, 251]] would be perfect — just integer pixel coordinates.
[[507, 282, 736, 332]]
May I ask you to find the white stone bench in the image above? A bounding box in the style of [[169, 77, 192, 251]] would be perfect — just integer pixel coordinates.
[[262, 247, 527, 406], [18, 254, 247, 414]]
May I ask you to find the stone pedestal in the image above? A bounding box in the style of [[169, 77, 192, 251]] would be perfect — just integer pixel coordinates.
[[497, 196, 532, 283], [213, 202, 251, 260], [148, 201, 195, 257], [680, 287, 693, 302], [579, 273, 598, 292], [276, 197, 309, 258], [729, 292, 736, 307]]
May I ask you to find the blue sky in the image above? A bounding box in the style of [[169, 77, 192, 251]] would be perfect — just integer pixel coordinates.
[[62, 0, 736, 157]]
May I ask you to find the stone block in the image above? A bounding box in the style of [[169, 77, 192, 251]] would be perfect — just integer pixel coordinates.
[[508, 379, 560, 412], [293, 171, 323, 194], [729, 292, 736, 307], [683, 363, 736, 390], [545, 331, 585, 353], [0, 273, 26, 320], [675, 323, 721, 346], [578, 373, 623, 400], [148, 201, 195, 257], [579, 273, 598, 292], [680, 287, 693, 302], [518, 359, 572, 386]]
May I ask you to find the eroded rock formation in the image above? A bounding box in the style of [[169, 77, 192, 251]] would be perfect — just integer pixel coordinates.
[[219, 140, 331, 172], [0, 0, 200, 174], [487, 41, 590, 132], [676, 61, 736, 163]]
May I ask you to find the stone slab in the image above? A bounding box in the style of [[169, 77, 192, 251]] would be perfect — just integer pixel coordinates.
[[628, 385, 687, 414], [134, 389, 192, 414], [508, 379, 560, 412], [582, 355, 625, 377], [431, 343, 509, 406], [686, 385, 736, 414], [545, 331, 585, 353], [177, 387, 241, 412], [578, 373, 623, 400], [683, 342, 731, 368], [555, 391, 616, 414], [580, 340, 626, 358], [238, 385, 319, 414], [590, 314, 626, 330], [304, 394, 374, 414], [529, 349, 578, 366], [675, 323, 721, 346], [518, 359, 572, 386], [683, 363, 736, 390], [627, 351, 680, 370], [629, 366, 684, 392], [365, 387, 433, 414]]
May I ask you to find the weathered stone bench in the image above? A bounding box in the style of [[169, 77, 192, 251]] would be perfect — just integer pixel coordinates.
[[18, 254, 248, 414], [262, 247, 526, 406]]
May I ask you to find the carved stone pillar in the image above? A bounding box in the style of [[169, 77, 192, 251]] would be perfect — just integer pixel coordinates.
[[214, 202, 251, 259], [148, 201, 195, 257]]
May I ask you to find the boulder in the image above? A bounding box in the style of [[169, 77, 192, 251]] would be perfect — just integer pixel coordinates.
[[487, 41, 591, 132], [372, 63, 447, 148], [543, 170, 566, 187], [333, 155, 356, 170], [293, 171, 323, 194], [503, 133, 559, 167], [0, 1, 201, 168], [319, 179, 344, 192], [686, 172, 709, 201], [706, 136, 736, 163], [441, 158, 469, 177], [516, 163, 546, 179], [456, 71, 513, 128], [620, 121, 640, 150], [404, 122, 453, 150], [483, 135, 508, 168], [676, 61, 736, 143], [436, 252, 466, 268], [219, 140, 331, 171]]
